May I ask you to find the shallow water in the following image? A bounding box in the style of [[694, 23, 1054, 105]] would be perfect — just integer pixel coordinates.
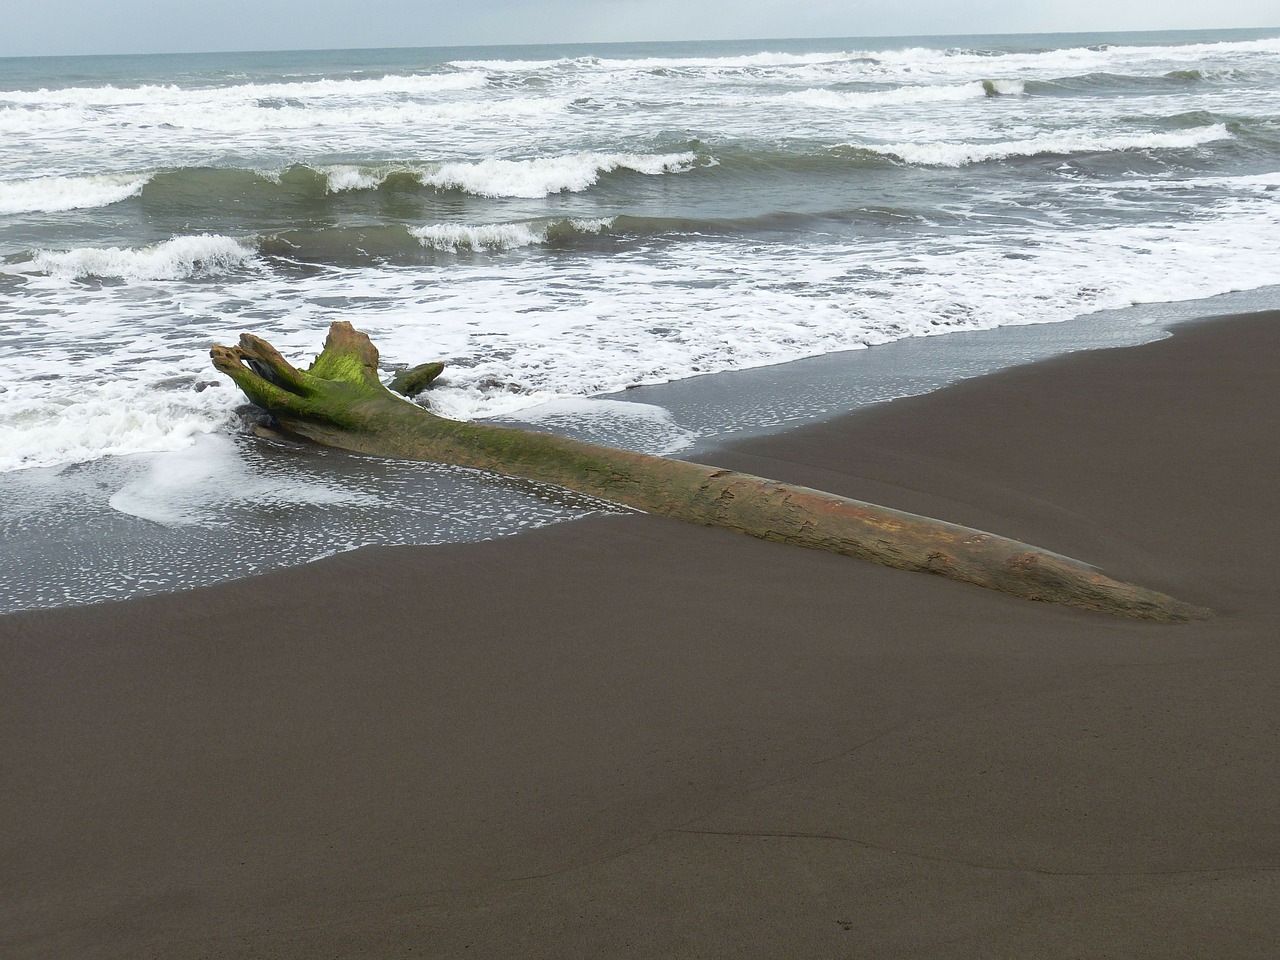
[[2, 29, 1278, 611]]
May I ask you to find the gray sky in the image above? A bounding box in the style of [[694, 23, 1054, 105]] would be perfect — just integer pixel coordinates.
[[5, 0, 1277, 58]]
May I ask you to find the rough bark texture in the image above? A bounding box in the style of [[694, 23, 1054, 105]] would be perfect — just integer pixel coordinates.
[[211, 322, 1209, 621]]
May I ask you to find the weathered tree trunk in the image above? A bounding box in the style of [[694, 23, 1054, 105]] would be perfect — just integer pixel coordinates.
[[211, 322, 1208, 622]]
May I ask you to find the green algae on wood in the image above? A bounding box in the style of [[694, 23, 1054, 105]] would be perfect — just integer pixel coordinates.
[[211, 322, 1210, 622], [388, 361, 445, 398]]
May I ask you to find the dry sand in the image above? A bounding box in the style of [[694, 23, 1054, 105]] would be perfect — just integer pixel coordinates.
[[3, 311, 1278, 958]]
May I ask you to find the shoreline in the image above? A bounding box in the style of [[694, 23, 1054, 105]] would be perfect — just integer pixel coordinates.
[[6, 285, 1280, 616], [4, 309, 1279, 957], [612, 283, 1280, 456]]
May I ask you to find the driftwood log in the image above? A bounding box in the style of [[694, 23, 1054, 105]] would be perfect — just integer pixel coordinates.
[[211, 322, 1208, 622]]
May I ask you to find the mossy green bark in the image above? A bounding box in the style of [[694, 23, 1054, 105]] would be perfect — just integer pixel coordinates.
[[388, 361, 445, 398], [212, 322, 1209, 622]]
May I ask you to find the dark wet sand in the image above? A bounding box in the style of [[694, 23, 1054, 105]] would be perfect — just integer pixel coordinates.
[[4, 312, 1278, 958]]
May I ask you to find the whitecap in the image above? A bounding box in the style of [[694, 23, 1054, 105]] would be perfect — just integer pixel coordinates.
[[408, 218, 612, 251], [30, 234, 259, 281], [865, 124, 1232, 167], [0, 71, 489, 108], [322, 165, 386, 192], [420, 151, 699, 198], [0, 172, 152, 215], [0, 376, 235, 473], [784, 79, 1024, 110]]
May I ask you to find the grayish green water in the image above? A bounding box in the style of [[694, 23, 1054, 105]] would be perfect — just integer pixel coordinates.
[[2, 29, 1278, 610]]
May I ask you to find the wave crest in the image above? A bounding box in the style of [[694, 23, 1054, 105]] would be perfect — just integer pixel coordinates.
[[786, 79, 1024, 110], [444, 36, 1280, 84], [410, 218, 613, 251], [0, 70, 489, 108], [422, 151, 701, 198], [111, 152, 699, 212], [0, 172, 151, 215], [31, 235, 258, 281], [864, 124, 1232, 167]]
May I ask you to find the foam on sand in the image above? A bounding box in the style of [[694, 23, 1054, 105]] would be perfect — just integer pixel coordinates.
[[504, 397, 697, 456], [107, 433, 371, 527]]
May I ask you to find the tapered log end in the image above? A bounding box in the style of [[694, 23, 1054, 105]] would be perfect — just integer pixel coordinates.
[[1081, 569, 1214, 623], [1086, 589, 1213, 623], [998, 549, 1212, 622], [1137, 597, 1214, 624], [1077, 585, 1213, 623]]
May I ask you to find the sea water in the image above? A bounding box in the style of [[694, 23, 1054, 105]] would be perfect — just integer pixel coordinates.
[[2, 29, 1278, 610]]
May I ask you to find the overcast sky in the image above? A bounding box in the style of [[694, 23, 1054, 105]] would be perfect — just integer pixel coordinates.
[[5, 0, 1277, 58]]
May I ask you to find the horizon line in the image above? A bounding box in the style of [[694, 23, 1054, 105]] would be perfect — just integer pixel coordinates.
[[2, 23, 1277, 63]]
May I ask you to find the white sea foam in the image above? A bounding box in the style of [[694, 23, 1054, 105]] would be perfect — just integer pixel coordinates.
[[785, 79, 1024, 110], [506, 397, 697, 455], [411, 222, 544, 250], [447, 36, 1280, 82], [4, 31, 1272, 186], [2, 167, 1277, 473], [0, 172, 151, 215], [3, 31, 1278, 484], [0, 71, 489, 108], [409, 218, 611, 251], [233, 70, 490, 99], [108, 433, 370, 526], [844, 36, 1280, 79], [31, 235, 258, 281], [247, 153, 694, 203], [0, 83, 184, 106], [420, 152, 699, 198], [449, 51, 860, 72], [322, 165, 386, 192], [1081, 170, 1280, 195], [177, 96, 563, 134], [983, 79, 1027, 96], [0, 105, 93, 137], [3, 97, 563, 140], [0, 73, 535, 167], [867, 124, 1232, 167], [0, 375, 236, 473]]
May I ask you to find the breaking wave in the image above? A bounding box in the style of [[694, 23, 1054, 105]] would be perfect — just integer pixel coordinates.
[[0, 172, 151, 215], [409, 218, 614, 251], [260, 217, 673, 264], [0, 70, 489, 107], [444, 35, 1280, 83], [420, 151, 701, 198], [865, 124, 1232, 167], [19, 208, 908, 276], [50, 151, 707, 215], [30, 235, 258, 281], [785, 79, 1024, 109]]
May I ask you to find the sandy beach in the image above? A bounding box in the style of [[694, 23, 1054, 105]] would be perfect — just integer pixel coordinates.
[[3, 310, 1278, 957]]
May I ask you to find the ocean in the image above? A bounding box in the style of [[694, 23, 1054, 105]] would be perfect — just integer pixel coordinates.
[[2, 28, 1278, 611]]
